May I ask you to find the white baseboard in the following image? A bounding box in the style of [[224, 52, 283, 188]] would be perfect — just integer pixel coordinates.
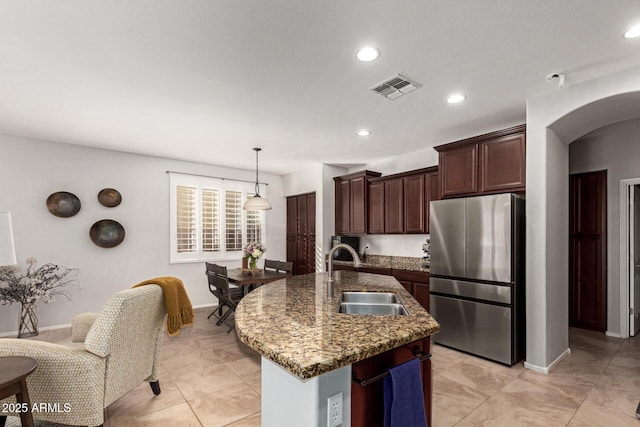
[[605, 331, 622, 338], [0, 304, 217, 337], [0, 322, 72, 338], [524, 348, 571, 374]]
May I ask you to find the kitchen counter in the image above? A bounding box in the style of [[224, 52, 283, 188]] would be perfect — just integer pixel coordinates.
[[235, 270, 439, 380], [330, 254, 429, 272]]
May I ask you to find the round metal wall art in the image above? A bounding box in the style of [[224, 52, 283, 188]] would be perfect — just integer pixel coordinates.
[[46, 191, 81, 218], [90, 219, 125, 248], [97, 188, 122, 207]]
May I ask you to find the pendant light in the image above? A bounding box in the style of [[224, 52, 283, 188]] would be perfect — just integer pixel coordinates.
[[243, 147, 272, 210]]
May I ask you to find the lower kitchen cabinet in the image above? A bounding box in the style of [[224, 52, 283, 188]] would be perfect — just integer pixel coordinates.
[[351, 338, 432, 427], [391, 269, 430, 311]]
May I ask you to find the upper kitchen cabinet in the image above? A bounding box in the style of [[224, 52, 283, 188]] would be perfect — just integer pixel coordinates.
[[367, 166, 438, 234], [334, 170, 381, 235], [435, 124, 526, 198]]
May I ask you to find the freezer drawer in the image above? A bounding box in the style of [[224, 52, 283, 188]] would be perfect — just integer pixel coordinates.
[[430, 277, 511, 304], [430, 294, 513, 364]]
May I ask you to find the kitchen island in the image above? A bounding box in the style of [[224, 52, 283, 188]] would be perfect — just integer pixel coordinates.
[[235, 270, 439, 427]]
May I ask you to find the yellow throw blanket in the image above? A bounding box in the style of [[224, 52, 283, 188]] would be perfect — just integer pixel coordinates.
[[133, 276, 194, 336]]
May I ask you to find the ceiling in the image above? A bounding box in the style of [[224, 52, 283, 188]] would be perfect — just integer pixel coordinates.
[[1, 1, 639, 175]]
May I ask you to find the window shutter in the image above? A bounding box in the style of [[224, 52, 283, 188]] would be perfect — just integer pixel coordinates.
[[202, 188, 220, 252], [176, 185, 197, 253], [225, 190, 243, 251]]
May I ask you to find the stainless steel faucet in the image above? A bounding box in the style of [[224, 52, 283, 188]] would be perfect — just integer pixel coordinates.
[[327, 243, 362, 296]]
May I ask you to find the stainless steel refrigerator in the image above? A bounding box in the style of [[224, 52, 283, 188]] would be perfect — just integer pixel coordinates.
[[429, 193, 525, 365]]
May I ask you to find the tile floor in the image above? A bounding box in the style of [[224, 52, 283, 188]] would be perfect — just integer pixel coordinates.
[[5, 308, 640, 426]]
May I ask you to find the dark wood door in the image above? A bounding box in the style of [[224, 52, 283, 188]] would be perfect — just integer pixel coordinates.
[[368, 181, 385, 234], [439, 143, 478, 198], [384, 178, 404, 234], [350, 176, 368, 234], [404, 174, 426, 234], [569, 170, 607, 331], [425, 170, 439, 233], [335, 179, 351, 235], [286, 193, 316, 275], [413, 282, 430, 311], [479, 134, 526, 193]]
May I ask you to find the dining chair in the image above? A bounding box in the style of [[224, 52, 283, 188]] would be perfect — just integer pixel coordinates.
[[277, 261, 294, 274], [205, 263, 243, 332], [264, 259, 279, 272]]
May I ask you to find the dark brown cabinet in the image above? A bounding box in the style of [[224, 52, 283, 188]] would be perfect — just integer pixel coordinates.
[[351, 338, 432, 427], [334, 170, 381, 235], [367, 167, 438, 234], [384, 177, 404, 234], [404, 174, 426, 234], [479, 133, 526, 193], [286, 192, 316, 275], [439, 143, 478, 197], [391, 269, 430, 311], [368, 181, 385, 234], [425, 170, 440, 233], [435, 124, 526, 198]]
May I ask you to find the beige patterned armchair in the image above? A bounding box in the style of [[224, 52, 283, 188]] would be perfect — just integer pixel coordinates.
[[0, 285, 167, 427]]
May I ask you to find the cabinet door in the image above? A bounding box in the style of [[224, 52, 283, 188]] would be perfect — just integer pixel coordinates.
[[368, 181, 385, 234], [384, 178, 404, 234], [350, 175, 368, 234], [399, 280, 413, 294], [404, 174, 426, 233], [306, 236, 316, 273], [286, 236, 297, 274], [286, 196, 297, 238], [296, 237, 308, 274], [479, 133, 526, 193], [425, 170, 439, 233], [413, 282, 430, 311], [439, 143, 478, 198], [297, 193, 308, 236], [307, 193, 316, 235], [335, 179, 351, 234]]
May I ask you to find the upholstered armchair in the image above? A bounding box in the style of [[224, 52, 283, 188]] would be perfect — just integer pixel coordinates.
[[0, 285, 167, 427]]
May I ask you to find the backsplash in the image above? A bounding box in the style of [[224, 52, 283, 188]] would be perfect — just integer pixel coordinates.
[[359, 234, 429, 258]]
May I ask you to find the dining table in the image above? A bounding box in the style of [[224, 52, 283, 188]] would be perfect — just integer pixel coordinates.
[[226, 268, 291, 295]]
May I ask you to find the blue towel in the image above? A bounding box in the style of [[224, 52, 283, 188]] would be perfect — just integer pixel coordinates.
[[383, 357, 428, 427]]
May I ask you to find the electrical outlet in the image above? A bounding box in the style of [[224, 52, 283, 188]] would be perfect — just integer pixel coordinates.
[[327, 392, 343, 427]]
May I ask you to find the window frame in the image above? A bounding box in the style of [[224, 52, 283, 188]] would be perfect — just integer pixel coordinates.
[[169, 172, 267, 263]]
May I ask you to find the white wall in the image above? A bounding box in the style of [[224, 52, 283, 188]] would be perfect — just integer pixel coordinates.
[[570, 118, 640, 335], [526, 65, 640, 370], [0, 134, 285, 334]]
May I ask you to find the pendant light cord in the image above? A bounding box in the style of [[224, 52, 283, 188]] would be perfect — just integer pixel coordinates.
[[254, 147, 261, 196]]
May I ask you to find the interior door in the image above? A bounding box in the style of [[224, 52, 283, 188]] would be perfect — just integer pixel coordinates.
[[632, 185, 640, 335], [569, 170, 607, 331]]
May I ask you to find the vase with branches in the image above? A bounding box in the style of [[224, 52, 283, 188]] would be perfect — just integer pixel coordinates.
[[0, 257, 79, 337]]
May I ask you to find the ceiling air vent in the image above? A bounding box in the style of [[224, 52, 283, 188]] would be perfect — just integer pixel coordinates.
[[370, 74, 421, 100]]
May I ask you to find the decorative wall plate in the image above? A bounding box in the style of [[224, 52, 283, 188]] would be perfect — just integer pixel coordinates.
[[46, 191, 81, 218], [98, 188, 122, 207], [90, 219, 125, 248]]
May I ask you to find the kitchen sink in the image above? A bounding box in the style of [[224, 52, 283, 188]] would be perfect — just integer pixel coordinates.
[[337, 292, 408, 316], [340, 292, 400, 304]]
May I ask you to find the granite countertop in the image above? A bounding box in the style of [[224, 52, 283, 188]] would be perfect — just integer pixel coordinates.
[[235, 271, 439, 380], [330, 254, 430, 272]]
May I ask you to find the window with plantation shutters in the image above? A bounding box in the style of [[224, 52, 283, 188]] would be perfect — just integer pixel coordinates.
[[169, 172, 266, 263]]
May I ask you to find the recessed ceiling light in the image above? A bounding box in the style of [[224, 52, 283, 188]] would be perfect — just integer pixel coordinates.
[[356, 47, 380, 62], [357, 129, 372, 136], [446, 94, 466, 104], [623, 23, 640, 39]]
